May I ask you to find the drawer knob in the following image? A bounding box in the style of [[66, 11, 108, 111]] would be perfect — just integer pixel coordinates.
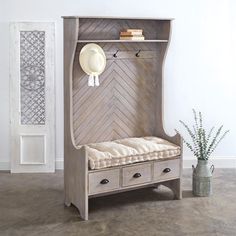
[[163, 168, 171, 173], [133, 173, 142, 178], [100, 179, 109, 184]]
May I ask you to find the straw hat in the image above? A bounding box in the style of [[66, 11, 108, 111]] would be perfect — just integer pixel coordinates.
[[79, 43, 106, 86]]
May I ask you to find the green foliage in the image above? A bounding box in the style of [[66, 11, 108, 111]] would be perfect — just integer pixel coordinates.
[[176, 109, 229, 160]]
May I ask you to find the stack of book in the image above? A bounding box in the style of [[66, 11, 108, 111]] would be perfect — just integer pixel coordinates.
[[119, 29, 145, 40]]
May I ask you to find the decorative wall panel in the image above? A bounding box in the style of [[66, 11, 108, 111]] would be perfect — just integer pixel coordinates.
[[10, 22, 55, 173], [20, 31, 46, 125]]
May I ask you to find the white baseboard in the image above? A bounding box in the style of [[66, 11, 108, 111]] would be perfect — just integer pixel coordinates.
[[0, 157, 235, 171], [0, 159, 64, 171], [0, 161, 10, 171], [55, 158, 64, 170], [183, 156, 236, 168]]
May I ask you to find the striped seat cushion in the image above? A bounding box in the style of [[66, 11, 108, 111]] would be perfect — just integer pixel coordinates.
[[84, 136, 181, 170]]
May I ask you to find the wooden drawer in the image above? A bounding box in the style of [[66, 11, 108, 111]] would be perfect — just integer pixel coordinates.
[[89, 169, 120, 194], [122, 163, 152, 187], [154, 159, 180, 181]]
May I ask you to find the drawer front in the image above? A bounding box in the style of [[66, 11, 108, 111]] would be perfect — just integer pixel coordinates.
[[89, 169, 120, 194], [122, 163, 152, 187], [154, 159, 180, 181]]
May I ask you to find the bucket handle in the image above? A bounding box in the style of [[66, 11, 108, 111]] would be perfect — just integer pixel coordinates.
[[210, 164, 215, 173]]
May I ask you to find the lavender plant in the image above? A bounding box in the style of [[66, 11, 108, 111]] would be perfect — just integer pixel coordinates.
[[176, 109, 229, 160]]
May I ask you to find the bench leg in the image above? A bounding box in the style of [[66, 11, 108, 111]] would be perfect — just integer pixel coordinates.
[[65, 193, 88, 220], [73, 197, 88, 220], [65, 200, 71, 207], [161, 178, 182, 200], [72, 147, 89, 220]]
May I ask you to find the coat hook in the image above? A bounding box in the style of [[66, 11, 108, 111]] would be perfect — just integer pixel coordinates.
[[113, 50, 119, 58], [136, 50, 141, 57]]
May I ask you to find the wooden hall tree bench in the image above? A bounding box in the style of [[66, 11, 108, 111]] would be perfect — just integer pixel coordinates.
[[63, 16, 182, 220]]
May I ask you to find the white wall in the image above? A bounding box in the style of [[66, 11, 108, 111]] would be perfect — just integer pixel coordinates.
[[0, 0, 235, 170]]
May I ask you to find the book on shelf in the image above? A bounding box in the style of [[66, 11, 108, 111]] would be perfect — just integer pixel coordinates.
[[126, 29, 143, 33], [119, 35, 145, 40], [119, 28, 144, 40], [120, 31, 143, 36]]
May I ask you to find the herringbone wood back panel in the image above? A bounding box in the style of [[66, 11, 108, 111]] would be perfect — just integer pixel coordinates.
[[72, 19, 169, 145], [73, 44, 163, 145]]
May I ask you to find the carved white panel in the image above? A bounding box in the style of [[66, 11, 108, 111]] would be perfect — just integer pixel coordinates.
[[20, 31, 46, 125], [10, 22, 55, 173], [20, 135, 45, 164]]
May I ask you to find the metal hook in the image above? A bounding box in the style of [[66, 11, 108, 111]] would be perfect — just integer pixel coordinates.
[[113, 50, 119, 58], [136, 50, 141, 57]]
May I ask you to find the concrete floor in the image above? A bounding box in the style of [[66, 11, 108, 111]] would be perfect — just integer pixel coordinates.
[[0, 169, 236, 236]]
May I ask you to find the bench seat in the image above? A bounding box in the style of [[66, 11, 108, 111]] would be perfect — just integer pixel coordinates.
[[84, 136, 181, 170]]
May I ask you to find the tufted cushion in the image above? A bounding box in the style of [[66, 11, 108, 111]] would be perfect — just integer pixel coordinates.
[[84, 136, 181, 170]]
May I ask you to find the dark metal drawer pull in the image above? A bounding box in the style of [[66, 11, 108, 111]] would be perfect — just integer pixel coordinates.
[[163, 168, 171, 173], [100, 179, 109, 184], [133, 173, 142, 178]]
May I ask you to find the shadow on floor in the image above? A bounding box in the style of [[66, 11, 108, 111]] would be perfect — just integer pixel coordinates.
[[182, 189, 194, 198]]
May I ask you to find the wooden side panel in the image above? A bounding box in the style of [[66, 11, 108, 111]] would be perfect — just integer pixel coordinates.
[[64, 18, 78, 206], [64, 18, 88, 220]]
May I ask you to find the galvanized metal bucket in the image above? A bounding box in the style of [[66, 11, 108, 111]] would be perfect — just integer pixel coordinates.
[[192, 160, 214, 197]]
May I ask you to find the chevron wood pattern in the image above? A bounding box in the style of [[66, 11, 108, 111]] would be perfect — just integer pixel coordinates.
[[73, 44, 160, 145], [71, 18, 170, 145]]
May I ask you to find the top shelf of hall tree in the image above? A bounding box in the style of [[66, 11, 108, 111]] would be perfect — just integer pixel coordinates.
[[77, 39, 168, 43]]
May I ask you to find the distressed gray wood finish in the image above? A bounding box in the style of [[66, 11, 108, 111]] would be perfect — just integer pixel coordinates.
[[154, 159, 180, 181], [122, 163, 152, 187], [88, 157, 181, 197], [89, 169, 120, 194], [78, 18, 170, 40], [63, 16, 182, 220], [63, 18, 88, 220], [73, 43, 161, 145]]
